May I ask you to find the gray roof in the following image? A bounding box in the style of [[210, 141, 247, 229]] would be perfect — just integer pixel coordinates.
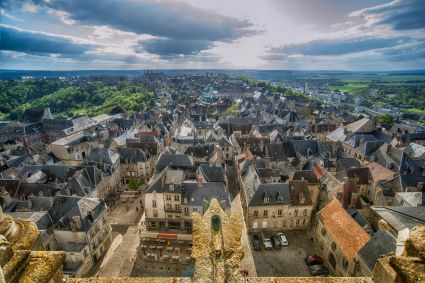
[[119, 147, 149, 163], [156, 153, 194, 171], [198, 164, 225, 183], [184, 144, 215, 159], [292, 170, 318, 183], [48, 195, 106, 232], [249, 183, 291, 207], [371, 206, 425, 232], [88, 148, 119, 165], [182, 182, 230, 208], [357, 231, 396, 271]]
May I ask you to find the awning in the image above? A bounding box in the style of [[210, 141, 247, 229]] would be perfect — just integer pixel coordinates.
[[158, 233, 177, 240]]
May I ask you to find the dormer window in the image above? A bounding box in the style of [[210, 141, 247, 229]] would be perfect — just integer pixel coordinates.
[[264, 196, 269, 204], [277, 196, 283, 203]]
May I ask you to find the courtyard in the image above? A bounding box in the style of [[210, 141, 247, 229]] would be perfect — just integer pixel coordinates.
[[251, 229, 320, 277]]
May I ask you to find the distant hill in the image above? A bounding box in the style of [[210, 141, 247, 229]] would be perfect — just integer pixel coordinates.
[[0, 79, 155, 120]]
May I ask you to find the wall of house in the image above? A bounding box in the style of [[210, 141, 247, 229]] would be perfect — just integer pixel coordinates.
[[144, 191, 165, 229], [314, 219, 356, 277], [247, 205, 312, 232]]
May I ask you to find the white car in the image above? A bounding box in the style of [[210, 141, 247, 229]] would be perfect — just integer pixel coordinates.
[[277, 233, 289, 246]]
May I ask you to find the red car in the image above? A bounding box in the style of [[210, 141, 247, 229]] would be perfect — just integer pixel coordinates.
[[305, 255, 323, 266]]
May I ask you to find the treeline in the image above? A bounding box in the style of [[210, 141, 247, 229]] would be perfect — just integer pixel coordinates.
[[0, 80, 155, 120]]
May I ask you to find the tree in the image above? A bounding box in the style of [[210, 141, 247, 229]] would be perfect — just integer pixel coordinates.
[[377, 113, 394, 125]]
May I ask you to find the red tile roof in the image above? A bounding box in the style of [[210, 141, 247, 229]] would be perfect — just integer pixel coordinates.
[[318, 199, 370, 261]]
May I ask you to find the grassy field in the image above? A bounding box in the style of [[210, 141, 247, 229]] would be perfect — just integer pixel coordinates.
[[406, 108, 425, 115], [325, 83, 369, 92]]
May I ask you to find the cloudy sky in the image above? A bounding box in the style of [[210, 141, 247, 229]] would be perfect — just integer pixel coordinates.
[[1, 0, 424, 70]]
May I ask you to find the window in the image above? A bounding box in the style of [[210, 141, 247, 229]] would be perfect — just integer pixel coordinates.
[[193, 207, 198, 213], [303, 209, 307, 216], [296, 219, 300, 226], [150, 222, 156, 228], [263, 197, 269, 204], [184, 207, 189, 215], [254, 210, 259, 218], [166, 194, 171, 201], [277, 210, 282, 217], [263, 210, 268, 217], [166, 203, 172, 210], [174, 195, 180, 201], [153, 210, 158, 217], [294, 209, 299, 216], [302, 219, 306, 225], [175, 204, 180, 211], [152, 200, 157, 208]]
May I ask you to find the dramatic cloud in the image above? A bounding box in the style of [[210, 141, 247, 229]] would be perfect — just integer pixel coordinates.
[[352, 0, 425, 30], [137, 38, 214, 57], [1, 0, 424, 69], [3, 0, 257, 42], [263, 36, 408, 60], [0, 25, 92, 55]]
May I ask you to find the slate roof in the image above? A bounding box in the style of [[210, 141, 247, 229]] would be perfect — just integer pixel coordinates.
[[266, 142, 296, 161], [119, 147, 149, 163], [357, 231, 396, 272], [292, 170, 319, 183], [184, 144, 215, 159], [88, 148, 119, 165], [292, 140, 319, 157], [48, 195, 106, 231], [145, 168, 184, 194], [249, 183, 291, 206], [257, 168, 280, 179], [198, 164, 225, 183], [182, 182, 230, 208], [370, 206, 425, 232], [156, 153, 194, 171]]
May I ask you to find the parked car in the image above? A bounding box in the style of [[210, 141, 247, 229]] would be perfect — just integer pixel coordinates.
[[270, 236, 281, 249], [305, 255, 323, 266], [252, 234, 262, 251], [308, 264, 329, 276], [260, 231, 273, 250], [277, 233, 289, 246]]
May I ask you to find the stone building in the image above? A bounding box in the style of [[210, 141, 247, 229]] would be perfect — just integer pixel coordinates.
[[314, 199, 370, 277], [119, 147, 154, 184], [47, 196, 113, 278], [48, 131, 99, 161], [143, 167, 230, 234], [247, 180, 313, 231]]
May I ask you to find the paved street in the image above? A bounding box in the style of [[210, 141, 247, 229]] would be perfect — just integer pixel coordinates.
[[251, 230, 318, 277], [106, 193, 144, 225]]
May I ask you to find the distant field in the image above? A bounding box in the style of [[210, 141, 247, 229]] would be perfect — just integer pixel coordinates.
[[406, 108, 425, 115], [325, 83, 369, 92]]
